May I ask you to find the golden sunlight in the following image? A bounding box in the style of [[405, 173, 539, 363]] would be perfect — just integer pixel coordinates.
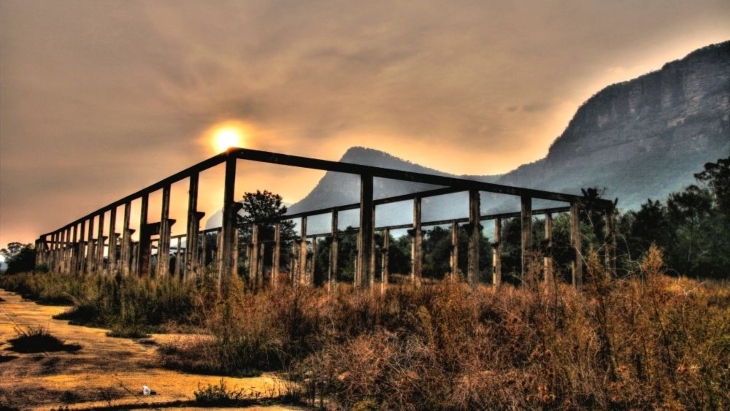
[[206, 120, 250, 153], [214, 128, 242, 152]]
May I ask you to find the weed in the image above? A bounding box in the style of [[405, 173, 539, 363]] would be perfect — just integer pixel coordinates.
[[7, 325, 81, 353]]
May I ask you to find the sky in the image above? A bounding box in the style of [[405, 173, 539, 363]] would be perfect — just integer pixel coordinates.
[[1, 0, 729, 248]]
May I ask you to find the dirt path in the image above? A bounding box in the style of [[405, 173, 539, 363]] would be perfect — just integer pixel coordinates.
[[0, 289, 306, 411]]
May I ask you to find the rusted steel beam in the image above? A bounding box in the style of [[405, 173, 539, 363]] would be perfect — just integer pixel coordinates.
[[492, 217, 502, 285], [467, 190, 480, 285], [520, 196, 532, 280], [411, 195, 423, 287], [570, 202, 583, 288], [357, 174, 374, 288]]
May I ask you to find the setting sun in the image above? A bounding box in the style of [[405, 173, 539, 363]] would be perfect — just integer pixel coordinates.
[[214, 128, 242, 152], [205, 120, 250, 153]]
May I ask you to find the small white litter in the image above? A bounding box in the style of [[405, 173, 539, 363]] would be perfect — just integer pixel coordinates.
[[142, 385, 151, 396]]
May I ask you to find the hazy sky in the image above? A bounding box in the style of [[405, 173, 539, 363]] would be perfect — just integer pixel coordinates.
[[1, 0, 729, 247]]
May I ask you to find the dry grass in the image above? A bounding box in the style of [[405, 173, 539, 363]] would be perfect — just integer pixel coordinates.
[[3, 245, 729, 410]]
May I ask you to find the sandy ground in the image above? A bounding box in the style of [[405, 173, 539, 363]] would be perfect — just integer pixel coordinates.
[[0, 289, 307, 411]]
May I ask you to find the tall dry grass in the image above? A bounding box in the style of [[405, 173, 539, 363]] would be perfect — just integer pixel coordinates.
[[3, 245, 729, 409]]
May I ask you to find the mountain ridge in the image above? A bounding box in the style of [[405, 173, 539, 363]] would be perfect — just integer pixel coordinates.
[[289, 41, 730, 215]]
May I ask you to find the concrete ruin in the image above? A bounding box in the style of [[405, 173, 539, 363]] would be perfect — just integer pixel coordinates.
[[35, 148, 616, 293]]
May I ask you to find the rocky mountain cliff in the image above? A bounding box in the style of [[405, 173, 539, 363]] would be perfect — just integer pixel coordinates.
[[290, 41, 729, 215]]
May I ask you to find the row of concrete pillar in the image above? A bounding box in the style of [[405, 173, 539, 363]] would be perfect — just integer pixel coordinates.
[[36, 149, 616, 295]]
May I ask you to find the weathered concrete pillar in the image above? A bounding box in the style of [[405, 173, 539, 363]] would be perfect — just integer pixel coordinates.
[[108, 207, 117, 276], [521, 196, 533, 280], [86, 218, 95, 274], [329, 212, 339, 292], [381, 228, 390, 293], [450, 221, 460, 281], [96, 212, 106, 275], [356, 174, 375, 288], [120, 202, 132, 277], [310, 236, 318, 286], [467, 190, 481, 285], [60, 230, 68, 273], [411, 195, 422, 287], [251, 224, 260, 287], [199, 232, 208, 270], [69, 225, 78, 275], [299, 217, 308, 286], [544, 212, 554, 284], [291, 239, 299, 285], [174, 237, 182, 278], [604, 207, 616, 278], [157, 184, 172, 279], [272, 222, 281, 288], [218, 154, 238, 295], [492, 217, 502, 286], [184, 173, 201, 282], [138, 194, 151, 276], [78, 220, 86, 274], [570, 201, 583, 288]]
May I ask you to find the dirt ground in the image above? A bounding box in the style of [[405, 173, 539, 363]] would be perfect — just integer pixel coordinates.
[[0, 289, 307, 411]]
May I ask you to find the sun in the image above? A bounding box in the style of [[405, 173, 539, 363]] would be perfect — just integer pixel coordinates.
[[214, 127, 242, 152]]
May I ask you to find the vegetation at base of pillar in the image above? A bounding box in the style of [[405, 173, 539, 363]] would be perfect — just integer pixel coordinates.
[[0, 242, 36, 274]]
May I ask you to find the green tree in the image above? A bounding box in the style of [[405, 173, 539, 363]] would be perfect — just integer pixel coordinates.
[[1, 242, 36, 274]]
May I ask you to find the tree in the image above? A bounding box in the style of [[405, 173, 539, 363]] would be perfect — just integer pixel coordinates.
[[1, 242, 36, 274], [236, 190, 295, 281]]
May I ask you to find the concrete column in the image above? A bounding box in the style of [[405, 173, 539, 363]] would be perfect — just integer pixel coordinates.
[[175, 237, 182, 278], [70, 225, 78, 275], [299, 217, 308, 286], [138, 194, 150, 276], [108, 207, 117, 276], [185, 173, 201, 281], [544, 212, 554, 284], [251, 224, 260, 287], [272, 222, 281, 288], [120, 202, 132, 277], [381, 229, 390, 293], [218, 154, 238, 295], [356, 174, 374, 288], [329, 211, 338, 291], [96, 212, 106, 275], [571, 202, 583, 288], [411, 195, 422, 287], [492, 217, 502, 286], [604, 207, 616, 278], [157, 185, 172, 279], [86, 218, 95, 274], [310, 236, 318, 286], [78, 220, 86, 274], [450, 221, 460, 281], [200, 232, 208, 270], [467, 190, 481, 285], [521, 196, 532, 279], [291, 240, 298, 285]]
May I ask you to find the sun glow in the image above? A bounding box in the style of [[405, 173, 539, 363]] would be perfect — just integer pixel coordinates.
[[206, 121, 249, 153]]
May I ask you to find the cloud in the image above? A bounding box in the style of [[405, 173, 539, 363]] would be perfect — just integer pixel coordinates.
[[1, 0, 729, 245]]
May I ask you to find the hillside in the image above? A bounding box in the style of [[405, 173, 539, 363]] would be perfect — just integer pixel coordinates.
[[289, 41, 730, 214]]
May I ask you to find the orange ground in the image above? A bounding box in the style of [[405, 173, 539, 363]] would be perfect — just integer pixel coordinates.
[[0, 289, 307, 410]]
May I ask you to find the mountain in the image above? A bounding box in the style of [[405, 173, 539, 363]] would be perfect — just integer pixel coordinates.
[[290, 41, 730, 216]]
